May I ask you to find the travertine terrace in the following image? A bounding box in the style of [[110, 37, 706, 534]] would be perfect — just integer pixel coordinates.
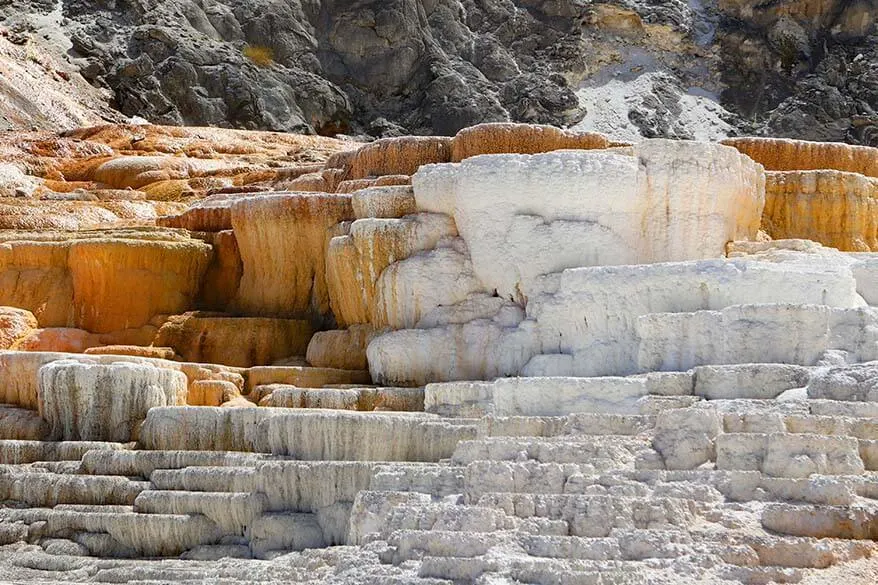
[[0, 122, 875, 583]]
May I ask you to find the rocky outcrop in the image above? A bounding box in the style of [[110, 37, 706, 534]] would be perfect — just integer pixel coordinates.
[[305, 325, 376, 371], [724, 137, 878, 176], [0, 307, 37, 349], [0, 231, 211, 333], [231, 193, 353, 323], [2, 125, 878, 584], [37, 359, 188, 441], [764, 170, 878, 250], [0, 1, 590, 136], [2, 0, 878, 146], [153, 313, 313, 368]]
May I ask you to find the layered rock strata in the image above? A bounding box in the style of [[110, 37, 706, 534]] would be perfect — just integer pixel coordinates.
[[0, 126, 875, 583]]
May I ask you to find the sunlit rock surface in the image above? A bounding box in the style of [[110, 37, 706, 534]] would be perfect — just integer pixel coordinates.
[[0, 124, 875, 584]]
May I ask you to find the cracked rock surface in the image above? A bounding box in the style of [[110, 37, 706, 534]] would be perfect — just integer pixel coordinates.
[[0, 0, 876, 143]]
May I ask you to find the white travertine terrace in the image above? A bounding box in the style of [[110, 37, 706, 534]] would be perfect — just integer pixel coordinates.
[[0, 130, 877, 584]]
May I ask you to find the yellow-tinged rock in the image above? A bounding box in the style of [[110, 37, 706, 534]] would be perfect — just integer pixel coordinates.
[[0, 349, 246, 411], [305, 325, 378, 371], [68, 238, 211, 333], [231, 193, 353, 320], [325, 214, 457, 326], [336, 175, 412, 193], [187, 379, 240, 407], [157, 193, 240, 232], [330, 136, 452, 180], [84, 345, 180, 360], [723, 137, 878, 177], [153, 312, 313, 368], [450, 122, 615, 162], [351, 186, 417, 219], [0, 351, 73, 409], [0, 240, 74, 327], [13, 328, 100, 352], [280, 168, 346, 192], [195, 230, 242, 311], [0, 307, 37, 349], [763, 170, 878, 251]]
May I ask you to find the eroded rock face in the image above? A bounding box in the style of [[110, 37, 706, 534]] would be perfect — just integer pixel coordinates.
[[69, 238, 212, 333], [0, 232, 211, 332], [1, 125, 878, 583], [38, 359, 188, 441], [0, 307, 37, 349], [763, 170, 878, 251], [413, 140, 764, 302], [231, 193, 353, 323], [154, 313, 313, 368]]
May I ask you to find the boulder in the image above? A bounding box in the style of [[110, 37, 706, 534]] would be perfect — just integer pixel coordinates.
[[806, 364, 878, 401], [653, 408, 723, 470], [187, 380, 241, 407], [306, 325, 377, 371]]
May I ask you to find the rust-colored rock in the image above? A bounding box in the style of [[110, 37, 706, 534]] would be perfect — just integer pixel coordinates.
[[68, 238, 211, 333], [231, 193, 353, 321], [450, 122, 614, 162], [0, 230, 211, 332], [154, 312, 313, 368], [13, 328, 100, 353], [0, 239, 74, 327], [195, 230, 242, 311], [763, 170, 878, 251], [305, 325, 378, 371], [84, 345, 180, 360], [157, 194, 241, 232], [63, 124, 354, 163], [0, 307, 37, 349], [0, 198, 185, 231], [724, 137, 878, 177], [339, 136, 453, 180], [280, 168, 346, 193], [187, 379, 240, 407]]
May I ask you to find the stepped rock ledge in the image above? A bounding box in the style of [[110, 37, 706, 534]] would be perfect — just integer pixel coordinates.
[[0, 122, 875, 583]]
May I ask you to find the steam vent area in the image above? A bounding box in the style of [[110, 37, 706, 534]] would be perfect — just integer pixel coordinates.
[[0, 121, 877, 584]]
